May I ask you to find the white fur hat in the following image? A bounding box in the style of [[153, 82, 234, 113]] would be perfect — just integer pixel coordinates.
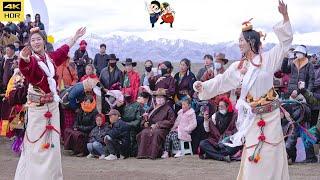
[[294, 45, 307, 55]]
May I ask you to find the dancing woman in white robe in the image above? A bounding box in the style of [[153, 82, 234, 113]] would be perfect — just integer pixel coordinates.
[[14, 27, 86, 180], [194, 1, 293, 179]]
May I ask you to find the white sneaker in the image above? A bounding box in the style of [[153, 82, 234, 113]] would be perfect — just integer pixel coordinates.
[[99, 155, 106, 160], [174, 151, 184, 158], [105, 154, 118, 161], [161, 151, 169, 159], [120, 155, 125, 159], [86, 153, 94, 159]]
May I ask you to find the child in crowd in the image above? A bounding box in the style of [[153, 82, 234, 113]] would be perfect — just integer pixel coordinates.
[[87, 114, 110, 159]]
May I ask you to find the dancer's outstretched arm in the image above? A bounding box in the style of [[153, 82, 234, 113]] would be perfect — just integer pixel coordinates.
[[67, 27, 86, 48], [264, 0, 293, 73]]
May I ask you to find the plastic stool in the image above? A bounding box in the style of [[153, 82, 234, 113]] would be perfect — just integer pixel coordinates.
[[172, 140, 193, 156]]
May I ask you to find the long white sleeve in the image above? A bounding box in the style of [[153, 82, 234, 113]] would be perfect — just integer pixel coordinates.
[[264, 21, 293, 73], [193, 62, 242, 101]]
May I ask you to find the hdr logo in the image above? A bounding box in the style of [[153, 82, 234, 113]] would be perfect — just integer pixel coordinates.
[[0, 0, 24, 21]]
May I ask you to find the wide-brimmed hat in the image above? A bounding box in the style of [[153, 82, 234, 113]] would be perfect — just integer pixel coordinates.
[[107, 54, 119, 61], [152, 88, 168, 97], [122, 58, 137, 67], [106, 109, 121, 116], [215, 52, 229, 64]]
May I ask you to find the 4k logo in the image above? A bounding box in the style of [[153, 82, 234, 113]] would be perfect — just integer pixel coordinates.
[[3, 2, 21, 11], [0, 0, 24, 21]]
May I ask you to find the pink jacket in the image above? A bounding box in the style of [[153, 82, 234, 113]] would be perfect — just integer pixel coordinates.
[[172, 108, 197, 142]]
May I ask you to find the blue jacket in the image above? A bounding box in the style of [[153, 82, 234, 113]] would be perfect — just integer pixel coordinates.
[[106, 119, 130, 145]]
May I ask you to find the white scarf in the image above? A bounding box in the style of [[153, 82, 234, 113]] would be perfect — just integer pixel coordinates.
[[225, 64, 260, 147], [33, 53, 60, 102]]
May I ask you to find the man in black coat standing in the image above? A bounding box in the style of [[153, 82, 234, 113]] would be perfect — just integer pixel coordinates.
[[93, 44, 109, 76]]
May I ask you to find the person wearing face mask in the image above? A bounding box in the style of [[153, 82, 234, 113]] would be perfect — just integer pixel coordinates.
[[281, 45, 315, 99], [121, 58, 140, 101], [201, 53, 229, 82], [99, 54, 124, 114], [74, 40, 91, 80], [200, 53, 230, 112], [199, 97, 239, 162], [148, 61, 176, 108], [137, 93, 176, 159], [99, 54, 123, 91], [141, 60, 154, 86], [117, 91, 142, 157]]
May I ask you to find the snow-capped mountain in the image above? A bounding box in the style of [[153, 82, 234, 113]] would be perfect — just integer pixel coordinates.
[[54, 34, 320, 62]]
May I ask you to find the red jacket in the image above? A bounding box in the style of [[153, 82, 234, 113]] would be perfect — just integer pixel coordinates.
[[80, 74, 99, 82], [122, 70, 140, 101], [19, 44, 70, 93]]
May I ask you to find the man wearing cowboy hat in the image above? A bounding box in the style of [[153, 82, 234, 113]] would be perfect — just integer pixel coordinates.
[[99, 54, 124, 114], [121, 58, 140, 102], [99, 54, 123, 91], [74, 40, 91, 80], [200, 52, 228, 82], [214, 52, 229, 71]]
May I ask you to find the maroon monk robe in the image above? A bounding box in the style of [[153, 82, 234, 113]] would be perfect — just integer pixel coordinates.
[[149, 74, 176, 107], [137, 104, 176, 159], [207, 111, 237, 146], [19, 44, 70, 93], [149, 74, 176, 98]]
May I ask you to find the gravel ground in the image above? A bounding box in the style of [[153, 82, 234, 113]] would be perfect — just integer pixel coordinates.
[[1, 137, 320, 180]]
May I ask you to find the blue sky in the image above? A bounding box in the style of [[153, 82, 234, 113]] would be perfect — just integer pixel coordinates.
[[25, 0, 320, 45]]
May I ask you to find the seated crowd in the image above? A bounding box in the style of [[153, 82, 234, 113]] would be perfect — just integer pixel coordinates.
[[1, 18, 320, 163]]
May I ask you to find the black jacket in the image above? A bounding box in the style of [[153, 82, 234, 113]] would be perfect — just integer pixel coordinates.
[[174, 71, 196, 100], [73, 49, 91, 79], [106, 119, 130, 145], [73, 109, 98, 134], [281, 57, 315, 96], [88, 124, 110, 144], [99, 66, 123, 90], [93, 53, 109, 76]]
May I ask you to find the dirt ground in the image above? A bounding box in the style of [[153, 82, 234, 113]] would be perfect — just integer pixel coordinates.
[[1, 138, 320, 180]]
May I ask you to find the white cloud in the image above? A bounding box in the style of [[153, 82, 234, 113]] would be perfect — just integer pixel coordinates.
[[24, 0, 320, 46]]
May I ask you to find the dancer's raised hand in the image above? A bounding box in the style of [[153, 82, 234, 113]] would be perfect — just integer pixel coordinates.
[[278, 0, 289, 22], [74, 27, 86, 40], [68, 27, 87, 48]]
